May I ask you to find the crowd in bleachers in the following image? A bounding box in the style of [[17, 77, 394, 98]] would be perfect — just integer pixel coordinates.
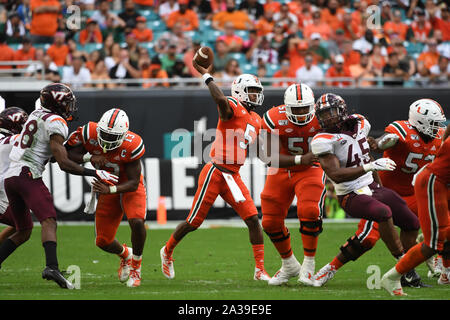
[[0, 0, 448, 88]]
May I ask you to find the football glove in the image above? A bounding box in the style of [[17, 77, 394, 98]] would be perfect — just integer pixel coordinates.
[[363, 158, 397, 172], [95, 169, 119, 185]]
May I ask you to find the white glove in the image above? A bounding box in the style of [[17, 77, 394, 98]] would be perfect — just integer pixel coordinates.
[[363, 158, 397, 172], [377, 133, 399, 150], [95, 169, 119, 185]]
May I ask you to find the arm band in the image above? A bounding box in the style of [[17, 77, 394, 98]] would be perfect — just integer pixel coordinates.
[[202, 73, 214, 85], [82, 153, 92, 163], [294, 155, 302, 165], [109, 186, 117, 194]]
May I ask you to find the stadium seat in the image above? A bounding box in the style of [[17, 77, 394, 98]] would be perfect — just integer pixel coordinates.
[[8, 43, 22, 51], [83, 10, 95, 18], [33, 43, 51, 51], [141, 42, 156, 56], [199, 20, 212, 32], [235, 30, 249, 41], [242, 63, 257, 75], [230, 52, 248, 66], [266, 63, 279, 77], [138, 10, 160, 21], [82, 43, 104, 53], [148, 20, 167, 31]]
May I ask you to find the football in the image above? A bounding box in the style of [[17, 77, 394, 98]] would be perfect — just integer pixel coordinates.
[[194, 46, 213, 69]]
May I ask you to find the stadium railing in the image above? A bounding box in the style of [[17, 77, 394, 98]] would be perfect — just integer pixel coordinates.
[[0, 61, 45, 80]]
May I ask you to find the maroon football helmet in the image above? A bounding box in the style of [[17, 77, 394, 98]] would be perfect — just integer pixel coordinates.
[[39, 83, 77, 121], [315, 93, 348, 133], [0, 107, 28, 136]]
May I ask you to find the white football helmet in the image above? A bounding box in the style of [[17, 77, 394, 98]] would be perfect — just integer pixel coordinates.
[[97, 108, 129, 152], [284, 83, 315, 125], [231, 74, 264, 108], [408, 99, 446, 138]]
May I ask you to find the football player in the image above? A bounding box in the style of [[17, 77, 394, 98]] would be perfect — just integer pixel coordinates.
[[310, 93, 420, 287], [160, 58, 271, 281], [0, 107, 28, 244], [317, 99, 447, 288], [260, 83, 326, 286], [0, 83, 118, 289], [381, 124, 450, 296], [66, 108, 147, 287]]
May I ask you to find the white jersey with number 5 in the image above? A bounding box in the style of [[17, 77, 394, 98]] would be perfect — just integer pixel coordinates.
[[310, 115, 373, 195], [0, 133, 19, 214], [6, 110, 68, 179]]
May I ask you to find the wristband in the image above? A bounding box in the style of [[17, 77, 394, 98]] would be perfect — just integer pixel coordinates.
[[109, 185, 117, 194], [202, 73, 213, 85], [82, 153, 92, 163], [294, 155, 302, 165]]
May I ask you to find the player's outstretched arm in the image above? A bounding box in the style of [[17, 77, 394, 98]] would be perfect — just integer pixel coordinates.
[[50, 134, 118, 184], [192, 59, 233, 121], [92, 159, 141, 194], [65, 143, 109, 167], [367, 133, 399, 152]]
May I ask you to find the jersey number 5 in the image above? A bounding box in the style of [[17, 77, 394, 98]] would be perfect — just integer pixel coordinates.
[[401, 152, 435, 174]]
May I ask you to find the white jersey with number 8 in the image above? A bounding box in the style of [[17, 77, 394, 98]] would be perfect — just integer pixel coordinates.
[[310, 115, 374, 195], [6, 109, 68, 179]]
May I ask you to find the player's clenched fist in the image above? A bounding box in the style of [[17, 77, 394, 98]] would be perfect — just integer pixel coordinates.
[[95, 169, 119, 185], [363, 158, 397, 172]]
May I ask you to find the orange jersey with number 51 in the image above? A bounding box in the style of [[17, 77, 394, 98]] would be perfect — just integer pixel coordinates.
[[378, 120, 443, 196]]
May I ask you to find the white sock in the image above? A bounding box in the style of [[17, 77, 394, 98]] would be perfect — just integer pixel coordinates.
[[133, 254, 142, 262], [386, 266, 402, 280], [282, 254, 299, 267], [303, 256, 315, 264]]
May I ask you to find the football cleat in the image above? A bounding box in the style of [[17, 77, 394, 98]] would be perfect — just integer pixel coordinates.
[[160, 246, 175, 279], [400, 268, 431, 288], [42, 266, 74, 289], [127, 259, 142, 288], [268, 260, 301, 286], [312, 263, 337, 287], [427, 255, 443, 278], [254, 268, 271, 281], [298, 258, 315, 286], [118, 245, 133, 283], [437, 268, 449, 285], [381, 271, 407, 296]]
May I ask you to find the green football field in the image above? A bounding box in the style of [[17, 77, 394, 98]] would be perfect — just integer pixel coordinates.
[[0, 221, 448, 301]]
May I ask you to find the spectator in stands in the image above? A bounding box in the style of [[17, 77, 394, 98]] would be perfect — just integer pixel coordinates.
[[171, 59, 192, 85], [242, 29, 258, 54], [255, 9, 275, 37], [161, 43, 178, 75], [0, 33, 15, 70], [142, 55, 170, 88], [320, 0, 345, 31], [349, 52, 376, 87], [239, 0, 264, 22], [105, 42, 121, 71], [380, 0, 393, 26], [79, 19, 103, 46], [62, 53, 92, 89], [429, 55, 449, 86], [392, 37, 415, 77], [132, 16, 153, 42], [257, 64, 270, 86], [352, 29, 377, 55], [183, 39, 201, 77], [217, 21, 243, 53], [287, 36, 310, 75], [247, 36, 278, 67], [29, 0, 61, 43], [25, 49, 60, 81], [91, 0, 126, 32], [267, 23, 286, 54], [213, 39, 231, 72], [428, 4, 449, 41], [340, 39, 360, 69], [383, 9, 409, 41], [326, 28, 346, 57], [411, 60, 431, 87], [326, 54, 352, 87], [263, 0, 281, 14], [433, 29, 450, 60], [119, 0, 140, 30], [47, 32, 69, 67], [368, 43, 387, 77], [156, 21, 193, 54], [303, 10, 332, 41], [273, 3, 298, 34], [309, 32, 330, 64], [417, 38, 440, 69], [188, 0, 213, 20], [124, 32, 140, 66], [17, 0, 32, 31], [296, 53, 324, 87], [351, 0, 366, 26], [109, 48, 141, 87], [382, 52, 409, 86], [167, 0, 199, 31], [159, 0, 179, 21], [5, 12, 26, 43], [214, 58, 241, 84], [212, 0, 253, 31], [341, 11, 361, 41], [272, 58, 295, 87], [410, 8, 432, 43], [13, 37, 36, 68]]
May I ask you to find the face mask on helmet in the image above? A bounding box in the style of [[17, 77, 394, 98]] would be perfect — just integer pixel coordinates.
[[408, 99, 446, 139], [97, 127, 127, 152], [97, 108, 129, 152], [231, 75, 264, 109], [316, 107, 343, 132], [285, 103, 315, 125], [245, 87, 264, 108]]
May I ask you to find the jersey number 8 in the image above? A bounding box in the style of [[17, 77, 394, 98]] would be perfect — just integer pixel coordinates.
[[20, 120, 38, 149]]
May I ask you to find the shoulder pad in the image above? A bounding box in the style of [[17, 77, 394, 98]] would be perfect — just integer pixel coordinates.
[[311, 133, 337, 156]]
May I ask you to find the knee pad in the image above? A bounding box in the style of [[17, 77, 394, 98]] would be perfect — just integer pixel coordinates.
[[340, 235, 371, 261], [262, 214, 285, 234], [299, 219, 323, 237]]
